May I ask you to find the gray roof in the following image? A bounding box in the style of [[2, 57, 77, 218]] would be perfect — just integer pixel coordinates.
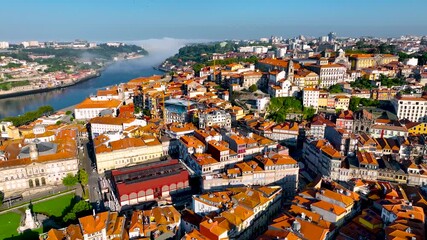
[[18, 141, 57, 159]]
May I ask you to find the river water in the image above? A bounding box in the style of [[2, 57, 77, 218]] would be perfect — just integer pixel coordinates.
[[0, 50, 169, 118]]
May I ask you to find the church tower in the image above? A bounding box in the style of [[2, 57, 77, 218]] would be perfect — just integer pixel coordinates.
[[29, 142, 38, 161], [287, 60, 294, 82]]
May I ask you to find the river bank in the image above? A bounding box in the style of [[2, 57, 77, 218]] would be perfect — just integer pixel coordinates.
[[0, 71, 100, 99], [0, 53, 146, 100], [0, 55, 164, 119]]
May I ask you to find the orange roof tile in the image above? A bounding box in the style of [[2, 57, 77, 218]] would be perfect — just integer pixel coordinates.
[[79, 212, 109, 235], [75, 98, 122, 109]]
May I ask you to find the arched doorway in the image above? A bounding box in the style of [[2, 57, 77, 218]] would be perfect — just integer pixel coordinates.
[[35, 178, 40, 187], [29, 179, 34, 188], [41, 177, 46, 185]]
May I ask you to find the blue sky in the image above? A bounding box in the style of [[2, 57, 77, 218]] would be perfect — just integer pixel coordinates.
[[1, 0, 426, 42]]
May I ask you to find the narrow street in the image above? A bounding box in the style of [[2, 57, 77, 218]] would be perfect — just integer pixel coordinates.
[[79, 138, 103, 210]]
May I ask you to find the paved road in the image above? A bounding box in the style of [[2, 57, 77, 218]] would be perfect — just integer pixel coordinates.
[[79, 138, 103, 207]]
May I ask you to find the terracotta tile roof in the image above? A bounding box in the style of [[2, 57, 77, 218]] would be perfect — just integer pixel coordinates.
[[45, 229, 65, 240], [318, 189, 355, 208], [193, 153, 218, 166], [180, 135, 205, 149], [311, 200, 346, 216], [75, 98, 122, 109], [127, 75, 162, 86], [182, 229, 209, 240], [338, 110, 354, 119], [79, 212, 110, 235], [269, 214, 329, 240], [383, 204, 425, 222], [208, 140, 229, 152], [0, 137, 77, 168], [110, 138, 146, 150], [97, 88, 118, 96], [106, 212, 125, 236], [357, 151, 378, 166], [321, 145, 342, 159], [229, 134, 246, 145], [200, 217, 231, 238], [258, 58, 300, 69], [270, 154, 298, 165]]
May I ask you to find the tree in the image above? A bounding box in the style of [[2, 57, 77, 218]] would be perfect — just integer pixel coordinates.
[[379, 75, 406, 88], [63, 212, 76, 223], [77, 169, 88, 185], [349, 97, 380, 111], [328, 84, 343, 93], [349, 97, 361, 111], [267, 97, 303, 123], [350, 77, 374, 90], [1, 105, 54, 126], [303, 107, 316, 120], [249, 84, 258, 92], [192, 63, 204, 73], [62, 173, 78, 187], [65, 110, 72, 115], [72, 200, 92, 213]]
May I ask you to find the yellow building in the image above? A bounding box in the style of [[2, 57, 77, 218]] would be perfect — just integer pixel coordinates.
[[0, 122, 21, 139], [226, 63, 244, 71], [349, 54, 399, 70], [94, 136, 163, 173], [294, 69, 319, 88], [406, 122, 427, 135], [227, 106, 245, 121], [318, 90, 329, 109], [335, 95, 350, 110]]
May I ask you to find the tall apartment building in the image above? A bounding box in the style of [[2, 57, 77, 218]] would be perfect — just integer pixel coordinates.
[[305, 63, 347, 88], [303, 87, 320, 109], [392, 95, 427, 122]]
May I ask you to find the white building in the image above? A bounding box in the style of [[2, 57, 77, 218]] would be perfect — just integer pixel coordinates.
[[392, 95, 427, 122], [303, 87, 320, 109], [94, 137, 163, 174], [253, 46, 269, 54], [369, 124, 408, 138], [305, 63, 347, 88], [198, 109, 231, 129], [239, 46, 254, 53], [0, 137, 79, 195], [74, 98, 122, 120], [405, 57, 418, 66], [276, 48, 287, 58], [89, 116, 146, 137], [202, 154, 299, 197], [0, 41, 9, 49], [256, 96, 270, 112]]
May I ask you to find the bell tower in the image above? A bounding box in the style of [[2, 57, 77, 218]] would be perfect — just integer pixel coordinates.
[[29, 142, 38, 161], [287, 60, 294, 82]]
